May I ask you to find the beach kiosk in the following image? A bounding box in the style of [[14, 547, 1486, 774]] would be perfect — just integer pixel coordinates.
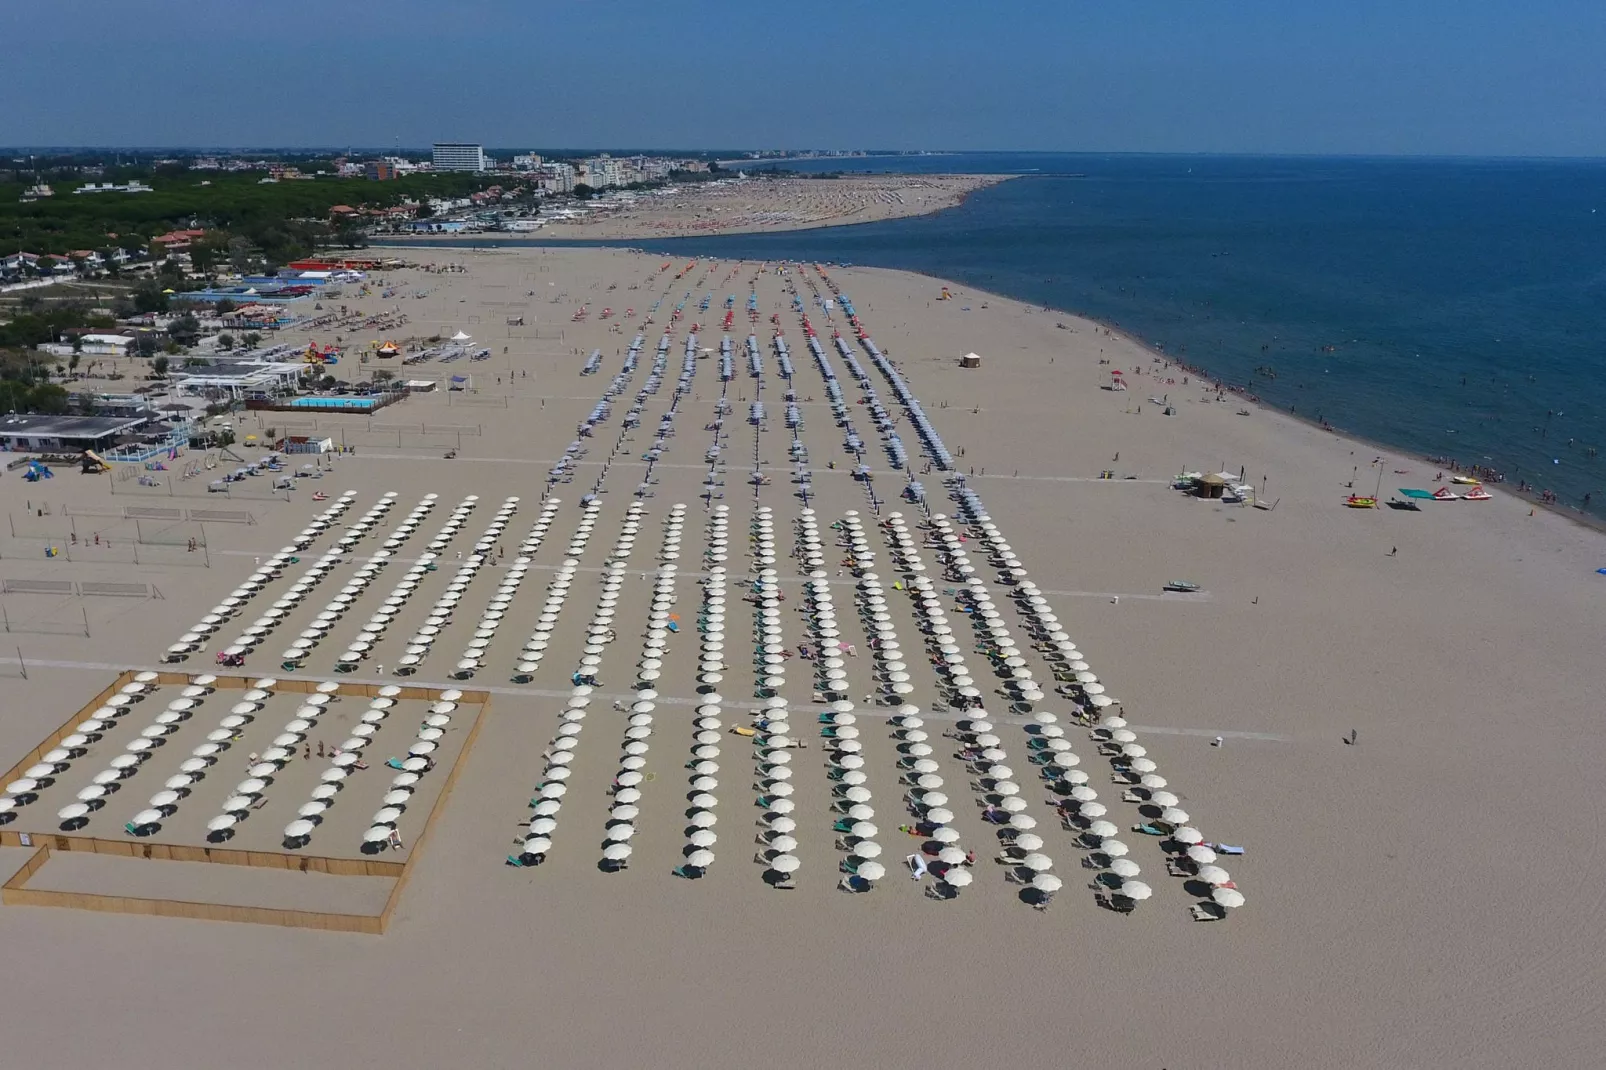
[[960, 352, 982, 369], [1194, 473, 1228, 499]]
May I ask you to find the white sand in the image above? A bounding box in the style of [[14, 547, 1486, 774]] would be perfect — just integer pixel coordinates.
[[0, 247, 1600, 1069]]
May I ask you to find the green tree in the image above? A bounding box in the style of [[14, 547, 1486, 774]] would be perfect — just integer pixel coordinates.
[[168, 314, 201, 345], [67, 352, 81, 375], [217, 333, 235, 351], [214, 298, 236, 314], [242, 332, 262, 350], [572, 183, 594, 201], [152, 355, 169, 377], [133, 280, 169, 313]]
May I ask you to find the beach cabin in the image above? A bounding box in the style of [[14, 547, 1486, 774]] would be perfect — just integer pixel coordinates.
[[960, 352, 982, 369]]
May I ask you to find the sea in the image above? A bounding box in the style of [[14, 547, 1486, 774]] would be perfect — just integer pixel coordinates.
[[449, 153, 1606, 519]]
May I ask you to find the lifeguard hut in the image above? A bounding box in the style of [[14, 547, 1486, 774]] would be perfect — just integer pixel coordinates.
[[960, 352, 982, 369]]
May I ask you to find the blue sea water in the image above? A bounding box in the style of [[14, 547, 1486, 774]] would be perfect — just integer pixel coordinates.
[[463, 154, 1606, 518]]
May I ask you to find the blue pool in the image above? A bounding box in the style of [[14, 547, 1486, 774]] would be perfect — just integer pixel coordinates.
[[288, 396, 380, 410]]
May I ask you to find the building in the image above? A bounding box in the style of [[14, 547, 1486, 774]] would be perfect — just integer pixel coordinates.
[[72, 181, 154, 195], [0, 413, 153, 453], [365, 159, 399, 181], [512, 154, 543, 170], [433, 143, 487, 172]]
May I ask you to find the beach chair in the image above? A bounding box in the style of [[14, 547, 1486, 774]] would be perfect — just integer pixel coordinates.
[[672, 864, 703, 879], [1133, 823, 1167, 836], [831, 818, 855, 834]]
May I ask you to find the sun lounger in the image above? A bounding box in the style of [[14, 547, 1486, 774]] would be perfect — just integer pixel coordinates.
[[1133, 823, 1167, 836]]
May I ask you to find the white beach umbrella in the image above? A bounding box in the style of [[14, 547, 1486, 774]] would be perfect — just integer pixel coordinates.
[[1119, 880, 1153, 901], [1213, 887, 1246, 909]]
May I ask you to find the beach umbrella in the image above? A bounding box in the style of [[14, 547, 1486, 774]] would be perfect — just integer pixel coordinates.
[[767, 799, 795, 814], [1186, 845, 1218, 865], [690, 829, 718, 847], [770, 854, 800, 874], [1009, 814, 1039, 831], [523, 836, 552, 855], [1020, 852, 1054, 872], [1119, 880, 1153, 902], [1085, 820, 1118, 838], [931, 826, 961, 844], [1149, 791, 1180, 808], [1129, 758, 1157, 773], [769, 835, 799, 853], [1110, 729, 1137, 744], [924, 807, 955, 825], [938, 847, 967, 865], [857, 861, 887, 881], [1100, 839, 1130, 858], [1031, 873, 1063, 894], [941, 868, 973, 889], [689, 810, 717, 828], [605, 824, 636, 843], [1160, 807, 1191, 826], [850, 821, 878, 839], [603, 843, 633, 862], [1212, 887, 1246, 909], [1108, 858, 1142, 878], [1080, 802, 1108, 819], [998, 797, 1028, 813], [1196, 864, 1232, 886], [687, 849, 716, 868], [853, 842, 882, 859]]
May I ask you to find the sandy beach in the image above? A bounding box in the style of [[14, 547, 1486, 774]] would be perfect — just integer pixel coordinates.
[[403, 173, 1007, 242], [1, 245, 1601, 1070]]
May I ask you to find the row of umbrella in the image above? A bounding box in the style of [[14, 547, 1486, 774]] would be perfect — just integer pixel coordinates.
[[498, 498, 564, 678], [240, 493, 405, 662], [519, 505, 648, 861], [440, 497, 524, 678], [796, 513, 883, 889], [13, 669, 164, 822], [280, 496, 439, 669], [745, 506, 800, 886], [513, 499, 605, 680], [678, 515, 728, 877], [166, 493, 363, 663], [334, 495, 478, 670], [600, 506, 690, 870]]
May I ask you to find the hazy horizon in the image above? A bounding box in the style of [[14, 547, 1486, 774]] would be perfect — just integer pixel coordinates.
[[4, 1, 1603, 157]]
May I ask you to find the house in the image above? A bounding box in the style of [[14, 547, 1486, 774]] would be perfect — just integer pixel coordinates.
[[68, 250, 105, 270], [42, 254, 78, 275], [149, 229, 207, 255], [1, 252, 41, 276]]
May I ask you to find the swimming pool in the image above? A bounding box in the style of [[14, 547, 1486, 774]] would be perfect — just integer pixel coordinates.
[[287, 396, 380, 410]]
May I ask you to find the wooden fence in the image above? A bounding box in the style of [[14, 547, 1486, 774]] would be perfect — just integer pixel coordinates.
[[0, 670, 491, 934]]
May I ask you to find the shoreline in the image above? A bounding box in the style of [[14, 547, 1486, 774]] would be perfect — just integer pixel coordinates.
[[395, 246, 1606, 537]]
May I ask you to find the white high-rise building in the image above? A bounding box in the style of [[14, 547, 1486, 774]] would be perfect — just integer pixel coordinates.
[[432, 143, 487, 172]]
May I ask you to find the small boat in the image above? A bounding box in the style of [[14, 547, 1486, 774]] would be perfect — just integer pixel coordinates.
[[1345, 495, 1378, 508], [1432, 487, 1460, 501], [1386, 498, 1421, 511], [1163, 580, 1200, 593], [1450, 475, 1483, 485], [1464, 488, 1492, 501]]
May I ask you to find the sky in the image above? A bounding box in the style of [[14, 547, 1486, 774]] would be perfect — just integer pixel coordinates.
[[3, 0, 1604, 156]]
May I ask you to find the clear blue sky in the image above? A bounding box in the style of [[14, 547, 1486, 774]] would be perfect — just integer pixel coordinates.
[[4, 0, 1603, 156]]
